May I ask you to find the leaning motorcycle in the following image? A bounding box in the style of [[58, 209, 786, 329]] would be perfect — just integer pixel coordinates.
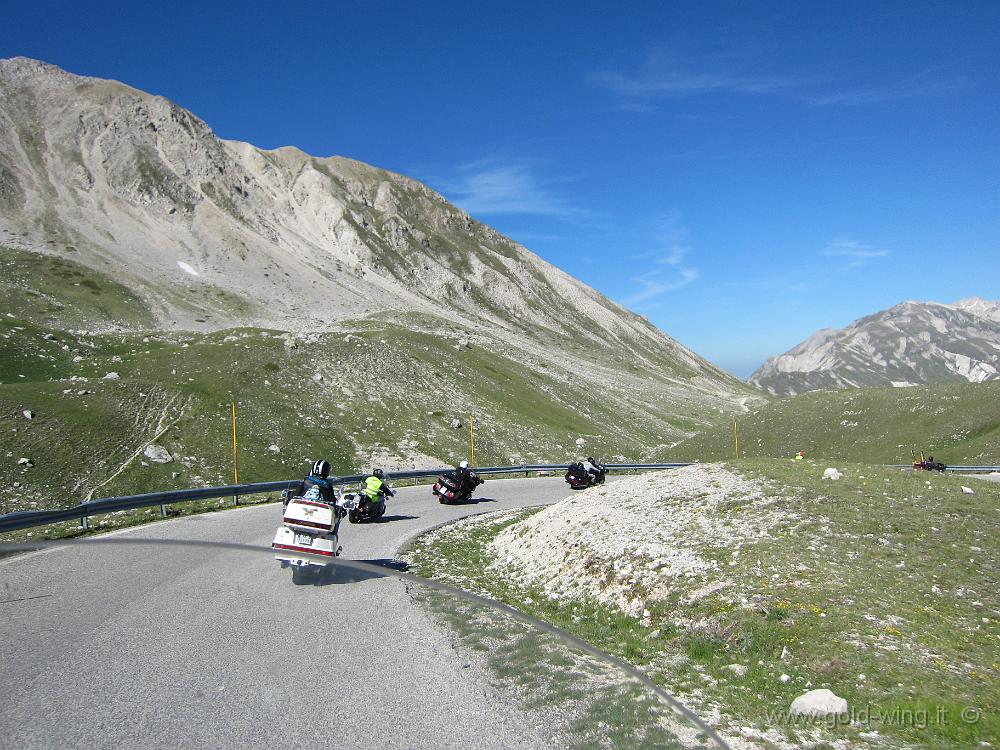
[[344, 483, 394, 523], [432, 472, 484, 504], [565, 462, 606, 489], [272, 486, 357, 583]]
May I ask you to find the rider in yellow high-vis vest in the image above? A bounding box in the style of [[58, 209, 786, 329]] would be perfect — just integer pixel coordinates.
[[359, 468, 393, 518]]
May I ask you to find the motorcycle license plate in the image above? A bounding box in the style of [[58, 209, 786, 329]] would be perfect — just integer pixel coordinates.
[[294, 533, 313, 546]]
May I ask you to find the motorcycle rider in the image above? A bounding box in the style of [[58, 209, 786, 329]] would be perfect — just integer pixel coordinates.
[[582, 456, 605, 484], [360, 468, 394, 518], [287, 459, 337, 508], [453, 460, 483, 496]]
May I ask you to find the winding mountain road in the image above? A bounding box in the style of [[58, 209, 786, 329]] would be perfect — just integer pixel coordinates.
[[0, 477, 592, 749]]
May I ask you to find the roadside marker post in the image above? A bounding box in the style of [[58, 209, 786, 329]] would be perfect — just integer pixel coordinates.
[[231, 401, 239, 505], [734, 419, 740, 459], [470, 414, 475, 465]]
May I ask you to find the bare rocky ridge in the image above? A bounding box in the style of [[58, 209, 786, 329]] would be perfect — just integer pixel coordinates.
[[750, 297, 1000, 396], [0, 58, 708, 361], [0, 56, 753, 418]]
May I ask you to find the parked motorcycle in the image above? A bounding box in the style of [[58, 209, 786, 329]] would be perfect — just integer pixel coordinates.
[[565, 461, 606, 489], [272, 486, 357, 583], [432, 471, 485, 504]]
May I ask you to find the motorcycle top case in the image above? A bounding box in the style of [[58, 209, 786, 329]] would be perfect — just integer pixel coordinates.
[[282, 497, 335, 534], [272, 525, 336, 561]]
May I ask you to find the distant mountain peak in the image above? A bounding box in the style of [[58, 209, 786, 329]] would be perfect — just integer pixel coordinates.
[[750, 298, 1000, 396]]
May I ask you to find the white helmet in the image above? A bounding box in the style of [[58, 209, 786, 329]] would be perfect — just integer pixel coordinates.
[[459, 460, 469, 469]]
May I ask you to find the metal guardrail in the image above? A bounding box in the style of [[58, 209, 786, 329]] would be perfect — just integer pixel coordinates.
[[886, 465, 1000, 472], [2, 461, 996, 536], [0, 463, 690, 535]]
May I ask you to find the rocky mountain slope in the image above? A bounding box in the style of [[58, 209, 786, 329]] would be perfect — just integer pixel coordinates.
[[750, 297, 1000, 396], [0, 57, 714, 366], [0, 57, 762, 511]]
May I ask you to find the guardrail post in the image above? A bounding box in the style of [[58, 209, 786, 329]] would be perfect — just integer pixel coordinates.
[[80, 510, 89, 531], [160, 504, 168, 517]]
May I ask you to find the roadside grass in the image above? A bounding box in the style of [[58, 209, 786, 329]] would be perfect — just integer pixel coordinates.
[[665, 380, 1000, 466], [405, 461, 1000, 750]]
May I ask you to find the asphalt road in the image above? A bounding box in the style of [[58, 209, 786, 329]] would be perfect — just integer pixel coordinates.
[[0, 476, 589, 749]]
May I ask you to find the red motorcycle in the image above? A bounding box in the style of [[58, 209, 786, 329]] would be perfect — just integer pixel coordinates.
[[432, 471, 484, 504], [565, 462, 606, 489]]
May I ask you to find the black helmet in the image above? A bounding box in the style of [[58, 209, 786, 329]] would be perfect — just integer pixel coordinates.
[[373, 468, 384, 479], [587, 457, 595, 463], [312, 459, 331, 478]]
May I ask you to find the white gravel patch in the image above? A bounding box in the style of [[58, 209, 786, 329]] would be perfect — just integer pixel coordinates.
[[490, 464, 785, 618]]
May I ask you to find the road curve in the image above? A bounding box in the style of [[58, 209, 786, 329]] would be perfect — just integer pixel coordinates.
[[0, 477, 589, 749]]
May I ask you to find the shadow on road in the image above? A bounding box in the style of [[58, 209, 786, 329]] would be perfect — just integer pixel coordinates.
[[291, 558, 410, 586], [441, 496, 498, 506]]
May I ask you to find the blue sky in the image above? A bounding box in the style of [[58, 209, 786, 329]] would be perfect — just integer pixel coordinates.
[[3, 1, 998, 377]]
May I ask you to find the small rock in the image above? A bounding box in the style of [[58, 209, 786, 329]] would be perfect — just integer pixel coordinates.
[[790, 688, 848, 717], [458, 338, 470, 348], [103, 372, 120, 380], [267, 444, 281, 454], [575, 438, 586, 447], [311, 373, 323, 383], [17, 457, 34, 468], [450, 419, 463, 429], [822, 468, 842, 481], [723, 664, 748, 677], [961, 486, 975, 495], [43, 333, 55, 340], [780, 646, 791, 662], [780, 673, 791, 683], [22, 410, 33, 420], [171, 472, 181, 480], [143, 444, 173, 464], [72, 355, 84, 363]]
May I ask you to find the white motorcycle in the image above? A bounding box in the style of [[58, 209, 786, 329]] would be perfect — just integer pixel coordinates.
[[272, 486, 358, 584]]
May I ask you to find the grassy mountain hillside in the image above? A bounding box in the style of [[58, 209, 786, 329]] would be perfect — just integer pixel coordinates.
[[663, 380, 1000, 465], [0, 245, 755, 520]]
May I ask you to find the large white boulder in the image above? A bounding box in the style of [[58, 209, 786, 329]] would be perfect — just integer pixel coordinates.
[[790, 688, 848, 717], [143, 444, 173, 464]]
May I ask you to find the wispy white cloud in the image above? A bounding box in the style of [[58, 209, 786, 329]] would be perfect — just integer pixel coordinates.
[[804, 70, 967, 106], [433, 159, 581, 218], [591, 46, 965, 108], [591, 67, 797, 99], [620, 212, 700, 307], [623, 267, 700, 306], [820, 239, 892, 267]]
